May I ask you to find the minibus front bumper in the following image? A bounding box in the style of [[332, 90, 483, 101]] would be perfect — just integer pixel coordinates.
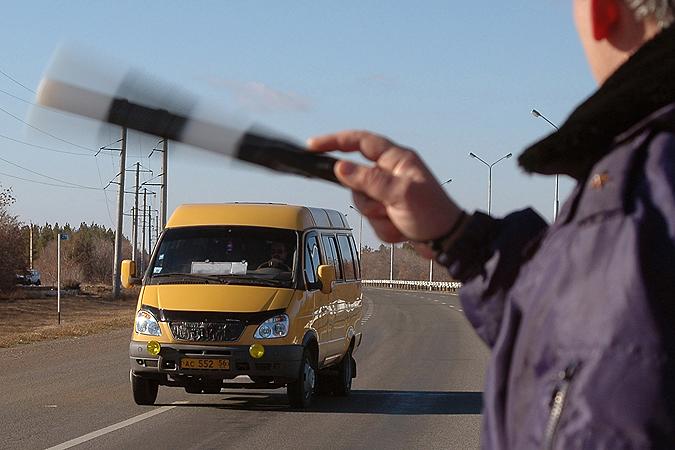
[[129, 340, 303, 382]]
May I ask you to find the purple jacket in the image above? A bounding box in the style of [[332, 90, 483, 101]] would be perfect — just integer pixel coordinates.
[[449, 27, 675, 449]]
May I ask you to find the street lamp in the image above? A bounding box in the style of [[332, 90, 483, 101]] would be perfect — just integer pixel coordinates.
[[531, 108, 561, 221], [348, 205, 363, 257], [390, 242, 394, 286], [429, 178, 453, 289], [468, 152, 512, 216]]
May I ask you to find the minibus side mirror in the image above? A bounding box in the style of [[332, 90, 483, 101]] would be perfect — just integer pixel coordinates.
[[121, 260, 141, 288], [317, 264, 336, 294]]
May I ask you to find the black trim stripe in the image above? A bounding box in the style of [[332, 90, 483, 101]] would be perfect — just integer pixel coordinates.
[[107, 98, 188, 140], [237, 131, 340, 184], [141, 305, 284, 325]]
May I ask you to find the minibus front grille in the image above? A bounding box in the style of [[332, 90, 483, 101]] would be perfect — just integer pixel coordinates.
[[169, 320, 245, 342]]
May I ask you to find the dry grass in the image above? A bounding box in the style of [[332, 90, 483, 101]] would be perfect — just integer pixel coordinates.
[[0, 285, 139, 348]]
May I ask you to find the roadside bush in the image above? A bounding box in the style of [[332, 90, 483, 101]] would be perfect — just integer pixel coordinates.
[[0, 185, 25, 293], [62, 279, 81, 290], [34, 223, 131, 286]]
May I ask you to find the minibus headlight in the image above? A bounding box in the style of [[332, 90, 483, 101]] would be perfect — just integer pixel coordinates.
[[135, 309, 162, 336], [254, 314, 289, 339]]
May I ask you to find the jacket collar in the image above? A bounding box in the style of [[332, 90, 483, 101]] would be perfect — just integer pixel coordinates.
[[518, 25, 675, 181]]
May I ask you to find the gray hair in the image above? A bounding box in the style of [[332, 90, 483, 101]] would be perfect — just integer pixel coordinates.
[[625, 0, 675, 28]]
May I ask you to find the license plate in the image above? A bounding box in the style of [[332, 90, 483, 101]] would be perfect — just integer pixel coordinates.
[[180, 358, 230, 370]]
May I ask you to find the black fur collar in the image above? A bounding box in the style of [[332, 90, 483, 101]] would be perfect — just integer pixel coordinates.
[[518, 25, 675, 180]]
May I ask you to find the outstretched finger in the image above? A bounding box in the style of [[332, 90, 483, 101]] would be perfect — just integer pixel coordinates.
[[307, 130, 398, 163]]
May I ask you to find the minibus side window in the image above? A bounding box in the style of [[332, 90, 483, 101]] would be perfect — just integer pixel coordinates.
[[322, 235, 343, 280], [348, 235, 361, 280], [337, 234, 356, 280], [304, 234, 321, 290]]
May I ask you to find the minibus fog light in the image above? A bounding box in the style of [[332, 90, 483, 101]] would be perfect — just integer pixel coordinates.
[[254, 314, 289, 339], [249, 344, 265, 359], [147, 341, 161, 356]]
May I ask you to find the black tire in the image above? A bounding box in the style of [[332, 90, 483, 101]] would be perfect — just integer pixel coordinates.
[[314, 370, 335, 396], [288, 348, 316, 408], [184, 384, 202, 394], [130, 371, 159, 405], [333, 347, 354, 397]]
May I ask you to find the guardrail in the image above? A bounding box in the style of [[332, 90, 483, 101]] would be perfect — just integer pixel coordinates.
[[362, 279, 462, 292]]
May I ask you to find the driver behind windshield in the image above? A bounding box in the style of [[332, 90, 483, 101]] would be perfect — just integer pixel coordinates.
[[257, 242, 291, 271], [150, 226, 297, 281]]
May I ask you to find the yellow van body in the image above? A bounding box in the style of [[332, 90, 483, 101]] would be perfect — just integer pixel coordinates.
[[125, 203, 363, 408]]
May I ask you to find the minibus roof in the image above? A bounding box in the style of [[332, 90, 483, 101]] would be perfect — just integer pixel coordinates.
[[166, 203, 351, 231]]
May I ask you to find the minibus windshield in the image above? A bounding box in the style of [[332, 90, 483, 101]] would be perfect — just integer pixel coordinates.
[[148, 226, 298, 288]]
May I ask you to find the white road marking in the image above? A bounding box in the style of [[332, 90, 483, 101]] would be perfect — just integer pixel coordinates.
[[361, 296, 375, 325], [46, 401, 188, 450], [458, 309, 463, 312]]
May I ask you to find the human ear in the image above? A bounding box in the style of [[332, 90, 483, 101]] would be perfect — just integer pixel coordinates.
[[591, 0, 621, 40]]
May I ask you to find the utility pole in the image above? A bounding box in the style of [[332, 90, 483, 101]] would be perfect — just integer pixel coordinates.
[[155, 215, 160, 244], [132, 162, 140, 262], [161, 139, 168, 229], [112, 127, 127, 299], [147, 201, 152, 259], [129, 162, 151, 263], [29, 222, 33, 270], [130, 206, 136, 259], [141, 189, 147, 274], [57, 233, 61, 324]]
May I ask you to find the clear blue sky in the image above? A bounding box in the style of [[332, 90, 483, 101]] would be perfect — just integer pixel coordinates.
[[0, 1, 595, 248]]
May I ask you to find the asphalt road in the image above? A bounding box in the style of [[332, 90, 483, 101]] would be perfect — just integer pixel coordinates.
[[0, 287, 490, 450]]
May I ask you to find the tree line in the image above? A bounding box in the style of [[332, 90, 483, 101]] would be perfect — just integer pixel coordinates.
[[0, 181, 453, 292], [0, 182, 131, 292], [360, 243, 456, 282]]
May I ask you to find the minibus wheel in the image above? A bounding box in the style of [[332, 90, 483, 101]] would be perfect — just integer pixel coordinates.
[[185, 385, 202, 394], [333, 347, 354, 397], [130, 370, 159, 405], [288, 348, 316, 408]]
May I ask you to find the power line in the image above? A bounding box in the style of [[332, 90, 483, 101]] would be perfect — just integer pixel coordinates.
[[0, 86, 91, 122], [0, 68, 120, 229], [0, 132, 92, 156], [0, 104, 97, 153], [94, 155, 115, 227], [0, 154, 100, 189], [0, 170, 100, 190], [0, 67, 35, 94], [0, 87, 32, 104]]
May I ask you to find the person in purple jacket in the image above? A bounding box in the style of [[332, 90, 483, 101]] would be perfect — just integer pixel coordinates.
[[309, 0, 675, 448]]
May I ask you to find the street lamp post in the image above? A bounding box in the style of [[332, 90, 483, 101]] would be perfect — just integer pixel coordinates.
[[429, 178, 453, 289], [348, 205, 363, 257], [531, 109, 561, 221], [468, 152, 512, 216], [390, 243, 394, 287]]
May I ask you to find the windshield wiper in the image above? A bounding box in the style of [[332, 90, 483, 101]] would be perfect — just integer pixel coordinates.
[[151, 273, 229, 284], [213, 275, 286, 286]]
